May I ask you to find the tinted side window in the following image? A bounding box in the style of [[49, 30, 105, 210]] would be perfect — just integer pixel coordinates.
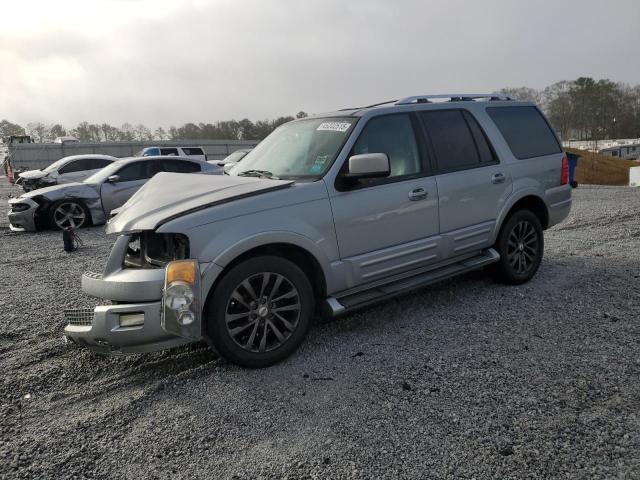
[[144, 147, 160, 156], [163, 160, 201, 173], [91, 158, 113, 169], [117, 161, 152, 182], [420, 110, 480, 172], [59, 158, 93, 174], [487, 106, 561, 159], [182, 148, 204, 156], [351, 114, 420, 178], [160, 148, 179, 156], [462, 111, 497, 163]]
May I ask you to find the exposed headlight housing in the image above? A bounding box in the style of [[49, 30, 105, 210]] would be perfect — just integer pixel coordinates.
[[161, 259, 201, 338], [164, 281, 194, 313]]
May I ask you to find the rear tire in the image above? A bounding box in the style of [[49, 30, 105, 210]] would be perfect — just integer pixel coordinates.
[[204, 255, 315, 368], [492, 210, 544, 285]]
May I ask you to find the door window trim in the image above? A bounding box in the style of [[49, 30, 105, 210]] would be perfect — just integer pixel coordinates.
[[334, 112, 434, 192], [417, 108, 500, 175]]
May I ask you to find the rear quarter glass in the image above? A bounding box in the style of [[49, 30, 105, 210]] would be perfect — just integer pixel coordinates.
[[486, 106, 561, 160]]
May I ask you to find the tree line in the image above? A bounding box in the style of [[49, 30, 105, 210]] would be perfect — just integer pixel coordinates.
[[2, 77, 639, 144], [0, 112, 309, 144], [500, 77, 640, 141]]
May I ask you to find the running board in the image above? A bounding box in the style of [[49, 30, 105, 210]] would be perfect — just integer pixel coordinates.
[[325, 248, 500, 316]]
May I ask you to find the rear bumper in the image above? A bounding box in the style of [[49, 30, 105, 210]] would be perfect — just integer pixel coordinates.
[[64, 301, 190, 354]]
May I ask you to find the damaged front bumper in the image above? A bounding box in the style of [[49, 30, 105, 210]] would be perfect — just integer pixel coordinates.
[[63, 234, 197, 354], [7, 197, 38, 231], [64, 301, 189, 354]]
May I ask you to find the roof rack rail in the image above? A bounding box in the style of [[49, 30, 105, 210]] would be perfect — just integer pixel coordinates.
[[395, 93, 512, 105]]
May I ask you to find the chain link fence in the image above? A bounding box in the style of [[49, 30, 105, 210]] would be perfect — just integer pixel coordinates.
[[0, 175, 21, 229]]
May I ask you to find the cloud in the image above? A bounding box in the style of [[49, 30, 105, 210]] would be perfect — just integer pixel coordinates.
[[1, 0, 639, 128]]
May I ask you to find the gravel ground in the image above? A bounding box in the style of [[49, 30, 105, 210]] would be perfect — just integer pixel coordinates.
[[1, 179, 639, 479]]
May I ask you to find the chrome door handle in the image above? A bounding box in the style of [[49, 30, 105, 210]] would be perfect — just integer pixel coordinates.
[[492, 173, 506, 184], [408, 187, 428, 201]]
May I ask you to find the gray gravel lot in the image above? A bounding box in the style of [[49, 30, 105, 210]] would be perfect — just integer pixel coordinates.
[[1, 178, 639, 479]]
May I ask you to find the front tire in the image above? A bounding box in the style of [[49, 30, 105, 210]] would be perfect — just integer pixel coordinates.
[[48, 200, 90, 230], [204, 256, 315, 368], [493, 210, 544, 285]]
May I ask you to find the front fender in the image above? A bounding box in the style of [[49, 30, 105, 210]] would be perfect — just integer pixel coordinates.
[[203, 230, 334, 296]]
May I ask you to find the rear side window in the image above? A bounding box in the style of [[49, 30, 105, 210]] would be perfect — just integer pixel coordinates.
[[59, 158, 94, 174], [162, 160, 201, 173], [143, 147, 160, 156], [462, 111, 497, 164], [182, 147, 204, 156], [90, 158, 113, 169], [487, 106, 561, 159], [419, 110, 480, 172], [160, 148, 179, 156], [117, 161, 154, 182]]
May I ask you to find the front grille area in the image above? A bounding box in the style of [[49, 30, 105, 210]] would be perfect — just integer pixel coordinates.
[[84, 271, 103, 280], [64, 308, 95, 326]]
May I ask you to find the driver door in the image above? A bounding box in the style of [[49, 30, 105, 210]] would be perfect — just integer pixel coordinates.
[[100, 160, 161, 215], [328, 113, 441, 287]]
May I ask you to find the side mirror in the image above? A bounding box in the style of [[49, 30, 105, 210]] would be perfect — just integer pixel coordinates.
[[344, 153, 390, 179], [107, 174, 120, 183]]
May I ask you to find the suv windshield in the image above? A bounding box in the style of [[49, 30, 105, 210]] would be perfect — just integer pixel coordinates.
[[228, 117, 356, 179]]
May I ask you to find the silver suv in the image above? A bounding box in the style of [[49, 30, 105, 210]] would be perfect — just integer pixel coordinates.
[[64, 94, 572, 368]]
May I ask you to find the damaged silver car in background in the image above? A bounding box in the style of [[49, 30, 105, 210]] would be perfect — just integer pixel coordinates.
[[16, 154, 118, 192], [7, 156, 222, 231]]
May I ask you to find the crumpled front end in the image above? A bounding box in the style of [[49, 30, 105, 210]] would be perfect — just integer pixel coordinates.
[[64, 232, 200, 354]]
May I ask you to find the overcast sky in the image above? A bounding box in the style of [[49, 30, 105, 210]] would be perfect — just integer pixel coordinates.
[[1, 0, 639, 128]]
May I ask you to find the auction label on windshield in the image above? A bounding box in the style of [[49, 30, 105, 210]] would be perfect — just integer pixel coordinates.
[[317, 122, 351, 132]]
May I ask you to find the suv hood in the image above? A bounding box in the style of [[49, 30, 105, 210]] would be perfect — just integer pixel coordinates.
[[106, 172, 294, 234]]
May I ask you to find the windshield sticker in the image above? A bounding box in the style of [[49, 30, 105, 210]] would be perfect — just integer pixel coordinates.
[[310, 154, 331, 173], [317, 122, 351, 133]]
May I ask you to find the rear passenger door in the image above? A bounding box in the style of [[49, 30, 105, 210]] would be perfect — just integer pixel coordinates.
[[419, 109, 512, 256]]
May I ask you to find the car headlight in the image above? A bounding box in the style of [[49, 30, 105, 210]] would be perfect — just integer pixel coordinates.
[[11, 203, 31, 212], [162, 259, 201, 337], [164, 281, 195, 315]]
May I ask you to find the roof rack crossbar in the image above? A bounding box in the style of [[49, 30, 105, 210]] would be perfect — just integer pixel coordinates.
[[395, 93, 512, 105]]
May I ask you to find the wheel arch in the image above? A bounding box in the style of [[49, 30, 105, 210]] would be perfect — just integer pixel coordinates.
[[495, 193, 549, 241], [202, 238, 329, 314]]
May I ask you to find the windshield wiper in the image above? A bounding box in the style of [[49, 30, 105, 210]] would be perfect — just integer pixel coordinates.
[[237, 170, 279, 179]]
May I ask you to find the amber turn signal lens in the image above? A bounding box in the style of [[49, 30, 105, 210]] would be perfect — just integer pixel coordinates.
[[166, 260, 197, 285]]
